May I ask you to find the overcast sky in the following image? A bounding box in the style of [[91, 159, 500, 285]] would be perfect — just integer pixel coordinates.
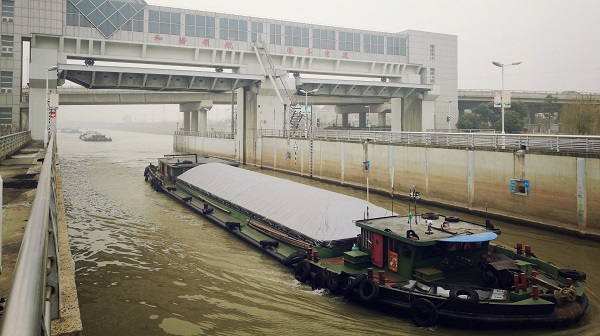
[[60, 0, 600, 124]]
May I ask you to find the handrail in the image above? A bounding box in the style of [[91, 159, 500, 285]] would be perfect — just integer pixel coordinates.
[[174, 130, 234, 139], [0, 132, 59, 336], [0, 131, 31, 158], [258, 129, 600, 154]]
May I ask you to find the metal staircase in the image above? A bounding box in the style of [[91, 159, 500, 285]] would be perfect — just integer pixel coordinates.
[[253, 43, 304, 133]]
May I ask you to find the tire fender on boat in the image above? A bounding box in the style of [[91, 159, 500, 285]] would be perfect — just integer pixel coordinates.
[[294, 260, 311, 283], [283, 251, 307, 267], [311, 270, 328, 290], [326, 272, 343, 295], [343, 273, 367, 299], [449, 287, 479, 304], [357, 279, 379, 302], [410, 298, 438, 328]]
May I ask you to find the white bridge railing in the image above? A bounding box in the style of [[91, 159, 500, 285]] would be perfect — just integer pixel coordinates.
[[259, 129, 600, 154]]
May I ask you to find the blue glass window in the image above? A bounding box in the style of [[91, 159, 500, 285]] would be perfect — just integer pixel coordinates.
[[284, 25, 308, 47], [364, 34, 384, 54], [68, 0, 147, 37], [313, 29, 335, 50], [149, 9, 179, 35], [339, 31, 360, 52], [387, 36, 406, 56], [219, 18, 247, 42], [270, 24, 281, 45], [251, 22, 263, 42]]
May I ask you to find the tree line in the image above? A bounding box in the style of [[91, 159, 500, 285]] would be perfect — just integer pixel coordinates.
[[455, 95, 600, 135]]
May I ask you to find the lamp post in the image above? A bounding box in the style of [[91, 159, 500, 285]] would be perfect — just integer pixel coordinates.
[[45, 65, 58, 147], [443, 100, 452, 132], [299, 88, 318, 137], [492, 61, 521, 134], [365, 105, 371, 131]]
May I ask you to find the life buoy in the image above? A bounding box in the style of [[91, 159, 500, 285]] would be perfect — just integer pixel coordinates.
[[357, 279, 379, 302], [311, 271, 328, 290], [343, 273, 367, 299], [294, 260, 311, 283], [388, 254, 398, 271], [449, 287, 479, 304], [283, 251, 307, 267], [410, 298, 438, 327], [558, 269, 586, 281], [326, 272, 343, 295]]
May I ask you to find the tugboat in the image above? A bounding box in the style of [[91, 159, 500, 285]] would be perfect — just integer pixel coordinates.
[[79, 131, 112, 141], [143, 161, 588, 328]]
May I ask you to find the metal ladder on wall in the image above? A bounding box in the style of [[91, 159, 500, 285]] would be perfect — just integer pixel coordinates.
[[253, 42, 304, 133]]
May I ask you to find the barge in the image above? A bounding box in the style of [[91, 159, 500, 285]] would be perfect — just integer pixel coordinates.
[[144, 159, 588, 328], [79, 131, 112, 141]]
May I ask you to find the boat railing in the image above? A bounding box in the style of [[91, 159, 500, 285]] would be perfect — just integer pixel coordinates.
[[0, 132, 60, 336], [258, 129, 600, 154]]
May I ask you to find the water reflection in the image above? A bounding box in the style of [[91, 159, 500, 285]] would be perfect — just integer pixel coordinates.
[[59, 130, 598, 336]]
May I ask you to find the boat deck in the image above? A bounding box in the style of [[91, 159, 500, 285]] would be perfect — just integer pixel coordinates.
[[359, 215, 496, 243]]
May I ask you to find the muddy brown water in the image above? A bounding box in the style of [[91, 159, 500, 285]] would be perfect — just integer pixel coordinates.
[[58, 130, 599, 336]]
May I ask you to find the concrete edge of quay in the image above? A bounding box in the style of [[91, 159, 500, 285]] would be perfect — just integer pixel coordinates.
[[51, 158, 83, 336], [254, 163, 600, 242], [0, 140, 82, 335]]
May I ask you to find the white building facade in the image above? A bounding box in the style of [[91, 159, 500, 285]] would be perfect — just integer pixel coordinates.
[[0, 0, 457, 139]]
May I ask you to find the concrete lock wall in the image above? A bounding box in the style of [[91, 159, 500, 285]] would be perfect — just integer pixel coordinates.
[[173, 135, 236, 160], [256, 136, 600, 237]]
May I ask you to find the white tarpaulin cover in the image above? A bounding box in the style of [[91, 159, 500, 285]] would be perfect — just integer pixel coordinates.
[[178, 163, 394, 242]]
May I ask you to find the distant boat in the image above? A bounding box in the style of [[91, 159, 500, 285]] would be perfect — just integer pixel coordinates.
[[60, 128, 82, 133], [79, 131, 112, 142]]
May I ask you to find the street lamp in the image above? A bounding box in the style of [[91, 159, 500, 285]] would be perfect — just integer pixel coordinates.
[[299, 88, 318, 136], [365, 105, 371, 131], [45, 65, 58, 147], [443, 100, 452, 132], [492, 61, 522, 134]]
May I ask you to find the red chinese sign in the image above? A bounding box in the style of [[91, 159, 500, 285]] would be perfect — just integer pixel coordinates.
[[286, 47, 293, 54], [325, 50, 331, 57], [153, 35, 163, 42], [342, 51, 349, 59], [224, 41, 233, 49], [202, 39, 210, 47], [178, 37, 187, 45], [305, 48, 312, 56]]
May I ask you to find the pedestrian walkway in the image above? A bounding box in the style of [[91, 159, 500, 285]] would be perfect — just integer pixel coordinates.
[[0, 140, 82, 335]]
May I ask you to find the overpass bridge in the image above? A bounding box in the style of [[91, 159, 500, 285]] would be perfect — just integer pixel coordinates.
[[5, 0, 457, 152], [458, 89, 600, 118]]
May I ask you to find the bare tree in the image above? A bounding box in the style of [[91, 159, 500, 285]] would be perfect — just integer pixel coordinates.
[[560, 96, 600, 135]]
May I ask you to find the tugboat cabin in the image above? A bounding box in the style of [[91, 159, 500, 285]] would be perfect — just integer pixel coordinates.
[[355, 214, 499, 281]]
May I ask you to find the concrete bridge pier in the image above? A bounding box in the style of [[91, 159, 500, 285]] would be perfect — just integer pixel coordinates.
[[341, 114, 349, 127], [180, 101, 213, 133], [28, 48, 61, 141], [236, 85, 259, 164], [378, 112, 386, 127], [358, 112, 367, 128]]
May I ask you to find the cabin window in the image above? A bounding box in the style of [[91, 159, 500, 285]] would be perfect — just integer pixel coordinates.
[[362, 230, 372, 251]]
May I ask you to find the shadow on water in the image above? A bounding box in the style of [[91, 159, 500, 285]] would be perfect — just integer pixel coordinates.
[[59, 130, 598, 336]]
